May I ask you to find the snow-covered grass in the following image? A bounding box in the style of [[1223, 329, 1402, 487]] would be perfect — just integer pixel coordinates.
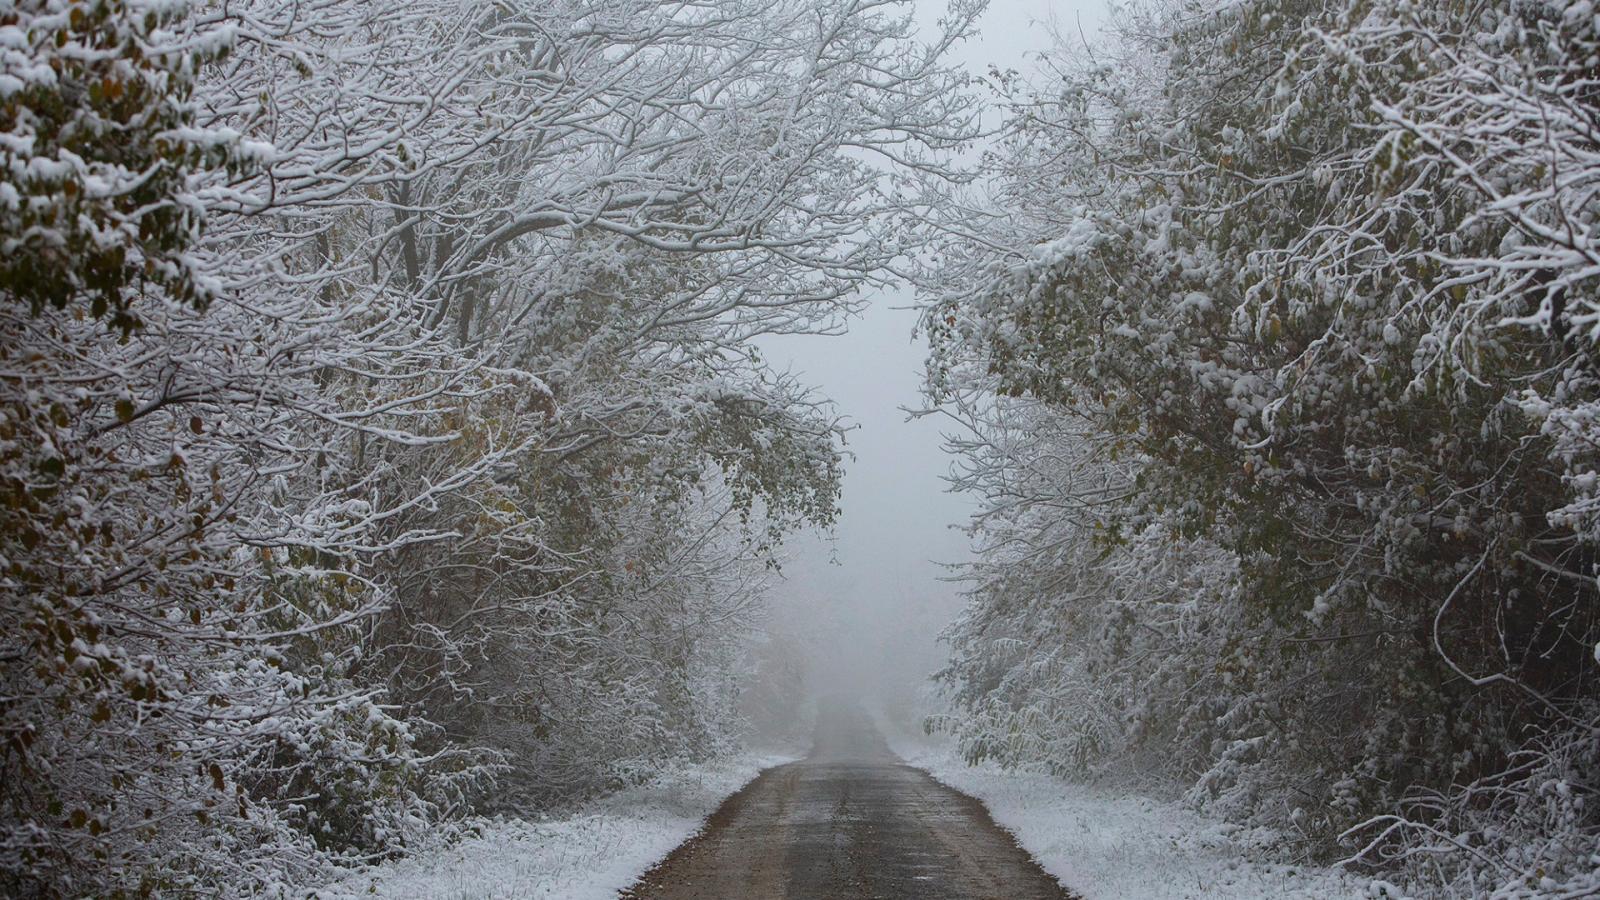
[[885, 728, 1371, 900], [316, 753, 792, 900]]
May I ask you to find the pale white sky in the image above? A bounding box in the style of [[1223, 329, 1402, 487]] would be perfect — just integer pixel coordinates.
[[757, 0, 1111, 703]]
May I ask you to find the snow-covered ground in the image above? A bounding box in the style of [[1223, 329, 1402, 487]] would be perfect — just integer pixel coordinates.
[[315, 753, 792, 900], [885, 729, 1372, 900], [312, 727, 1379, 900]]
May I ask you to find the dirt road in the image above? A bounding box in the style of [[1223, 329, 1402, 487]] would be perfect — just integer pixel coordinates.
[[623, 708, 1076, 900]]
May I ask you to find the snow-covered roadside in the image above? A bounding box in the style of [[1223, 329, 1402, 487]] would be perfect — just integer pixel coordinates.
[[884, 729, 1370, 900], [315, 753, 792, 900]]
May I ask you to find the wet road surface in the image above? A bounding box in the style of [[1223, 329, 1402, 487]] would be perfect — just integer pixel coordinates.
[[623, 708, 1077, 900]]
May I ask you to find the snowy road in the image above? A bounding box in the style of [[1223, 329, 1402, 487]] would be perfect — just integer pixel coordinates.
[[623, 708, 1075, 900]]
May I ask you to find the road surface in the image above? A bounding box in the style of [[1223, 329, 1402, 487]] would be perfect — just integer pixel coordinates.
[[624, 708, 1077, 900]]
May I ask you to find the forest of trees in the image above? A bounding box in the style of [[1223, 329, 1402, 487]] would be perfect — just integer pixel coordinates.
[[926, 0, 1600, 896], [0, 0, 978, 894], [7, 0, 1600, 897]]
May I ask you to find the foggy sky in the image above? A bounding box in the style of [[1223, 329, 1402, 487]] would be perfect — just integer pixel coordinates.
[[756, 0, 1111, 706]]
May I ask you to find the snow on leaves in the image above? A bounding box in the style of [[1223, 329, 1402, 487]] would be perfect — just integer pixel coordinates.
[[925, 1, 1600, 895], [1, 0, 981, 895]]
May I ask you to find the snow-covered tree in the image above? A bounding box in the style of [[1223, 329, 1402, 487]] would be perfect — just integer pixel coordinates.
[[926, 1, 1600, 893], [2, 0, 983, 894], [1, 2, 488, 893], [207, 0, 979, 804]]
